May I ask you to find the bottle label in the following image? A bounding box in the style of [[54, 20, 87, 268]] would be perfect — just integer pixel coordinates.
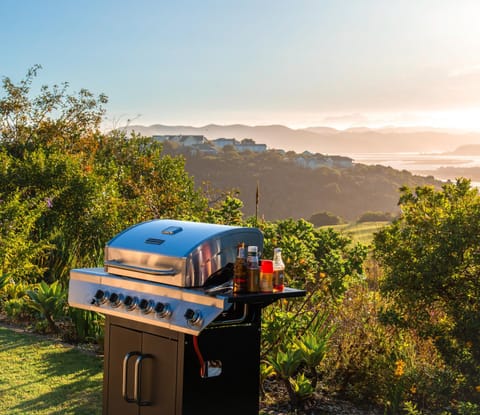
[[273, 270, 284, 291], [260, 272, 273, 293], [247, 268, 260, 292]]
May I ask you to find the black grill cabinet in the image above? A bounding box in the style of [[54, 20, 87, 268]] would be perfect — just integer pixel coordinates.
[[103, 292, 303, 415]]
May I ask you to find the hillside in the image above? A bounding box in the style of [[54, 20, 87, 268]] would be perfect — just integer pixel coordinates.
[[445, 144, 480, 155], [162, 144, 441, 221], [129, 123, 480, 154]]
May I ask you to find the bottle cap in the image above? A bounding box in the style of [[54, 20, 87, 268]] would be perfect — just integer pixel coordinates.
[[247, 245, 258, 254], [260, 259, 273, 273]]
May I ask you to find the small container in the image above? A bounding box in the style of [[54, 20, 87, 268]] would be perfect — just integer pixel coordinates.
[[259, 260, 274, 293]]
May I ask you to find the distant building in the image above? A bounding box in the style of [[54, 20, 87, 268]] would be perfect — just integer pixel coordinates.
[[190, 142, 218, 155], [212, 137, 267, 153], [152, 135, 207, 146], [293, 153, 353, 169], [212, 138, 238, 148], [236, 138, 267, 153], [150, 134, 351, 166]]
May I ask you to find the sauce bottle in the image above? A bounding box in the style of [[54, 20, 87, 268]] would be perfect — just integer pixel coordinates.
[[246, 245, 260, 292], [272, 248, 285, 292], [233, 242, 247, 294]]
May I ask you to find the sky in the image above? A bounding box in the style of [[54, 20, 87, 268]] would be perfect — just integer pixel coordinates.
[[3, 0, 480, 131]]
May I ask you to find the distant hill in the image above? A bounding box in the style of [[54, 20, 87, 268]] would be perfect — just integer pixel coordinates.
[[161, 143, 441, 221], [445, 144, 480, 155], [127, 123, 480, 155]]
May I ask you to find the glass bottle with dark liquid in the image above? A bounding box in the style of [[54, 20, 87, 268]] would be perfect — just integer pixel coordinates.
[[233, 242, 247, 294], [246, 245, 260, 293]]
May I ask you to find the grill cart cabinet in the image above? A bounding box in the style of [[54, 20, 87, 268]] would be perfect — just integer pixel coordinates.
[[104, 319, 180, 415], [104, 306, 265, 415]]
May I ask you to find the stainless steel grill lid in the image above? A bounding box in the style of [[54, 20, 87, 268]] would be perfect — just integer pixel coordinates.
[[104, 219, 263, 287]]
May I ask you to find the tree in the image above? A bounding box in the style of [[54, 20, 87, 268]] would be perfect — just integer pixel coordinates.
[[357, 211, 395, 223], [0, 67, 208, 283], [0, 190, 52, 282], [374, 178, 480, 401], [309, 211, 343, 227], [0, 64, 107, 154]]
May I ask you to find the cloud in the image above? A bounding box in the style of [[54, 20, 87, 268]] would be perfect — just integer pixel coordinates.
[[448, 64, 480, 78], [321, 113, 370, 127]]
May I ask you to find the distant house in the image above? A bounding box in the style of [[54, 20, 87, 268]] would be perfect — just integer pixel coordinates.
[[293, 152, 353, 169], [212, 138, 239, 148], [190, 142, 218, 155], [150, 134, 351, 167], [212, 137, 267, 153], [152, 135, 207, 146], [236, 138, 267, 153]]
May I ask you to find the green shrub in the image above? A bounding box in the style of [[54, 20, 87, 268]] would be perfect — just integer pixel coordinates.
[[357, 211, 395, 222], [309, 211, 343, 227], [267, 347, 304, 405], [374, 179, 480, 402], [3, 298, 31, 321], [26, 280, 67, 333], [66, 308, 105, 347], [0, 278, 35, 322], [0, 191, 53, 283]]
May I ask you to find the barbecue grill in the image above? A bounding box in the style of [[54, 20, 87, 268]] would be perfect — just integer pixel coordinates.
[[68, 219, 305, 415]]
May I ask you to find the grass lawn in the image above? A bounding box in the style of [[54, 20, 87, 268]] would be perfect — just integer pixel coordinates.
[[0, 325, 103, 415]]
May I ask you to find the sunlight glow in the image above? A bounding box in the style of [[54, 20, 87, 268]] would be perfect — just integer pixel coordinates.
[[311, 109, 480, 132]]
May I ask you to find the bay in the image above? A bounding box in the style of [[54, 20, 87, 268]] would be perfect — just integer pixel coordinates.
[[344, 152, 480, 187]]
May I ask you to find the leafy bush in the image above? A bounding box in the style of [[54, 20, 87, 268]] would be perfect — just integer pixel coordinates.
[[0, 191, 52, 283], [357, 211, 395, 222], [0, 278, 33, 321], [309, 211, 343, 226], [3, 298, 31, 321], [66, 308, 104, 346], [259, 218, 368, 408], [26, 280, 67, 333], [374, 179, 480, 403]]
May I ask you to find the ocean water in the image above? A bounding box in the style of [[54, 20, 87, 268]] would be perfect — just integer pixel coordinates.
[[345, 152, 480, 187]]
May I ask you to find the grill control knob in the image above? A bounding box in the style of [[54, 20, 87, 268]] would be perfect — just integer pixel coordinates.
[[123, 295, 138, 311], [154, 302, 172, 319], [184, 308, 203, 327], [93, 289, 108, 305], [139, 299, 155, 314], [109, 292, 123, 308]]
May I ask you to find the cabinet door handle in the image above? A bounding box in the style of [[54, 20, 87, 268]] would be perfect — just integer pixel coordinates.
[[122, 351, 141, 403], [134, 354, 154, 406]]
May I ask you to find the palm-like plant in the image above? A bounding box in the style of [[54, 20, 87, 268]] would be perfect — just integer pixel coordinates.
[[267, 347, 303, 405], [26, 280, 66, 332], [294, 313, 335, 388]]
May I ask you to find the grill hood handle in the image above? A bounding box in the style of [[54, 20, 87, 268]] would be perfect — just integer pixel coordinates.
[[104, 260, 177, 276]]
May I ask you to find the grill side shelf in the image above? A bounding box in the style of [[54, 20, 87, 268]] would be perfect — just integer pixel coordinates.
[[227, 287, 306, 306]]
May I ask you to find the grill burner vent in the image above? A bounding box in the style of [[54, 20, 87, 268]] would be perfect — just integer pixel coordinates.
[[145, 238, 165, 245]]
